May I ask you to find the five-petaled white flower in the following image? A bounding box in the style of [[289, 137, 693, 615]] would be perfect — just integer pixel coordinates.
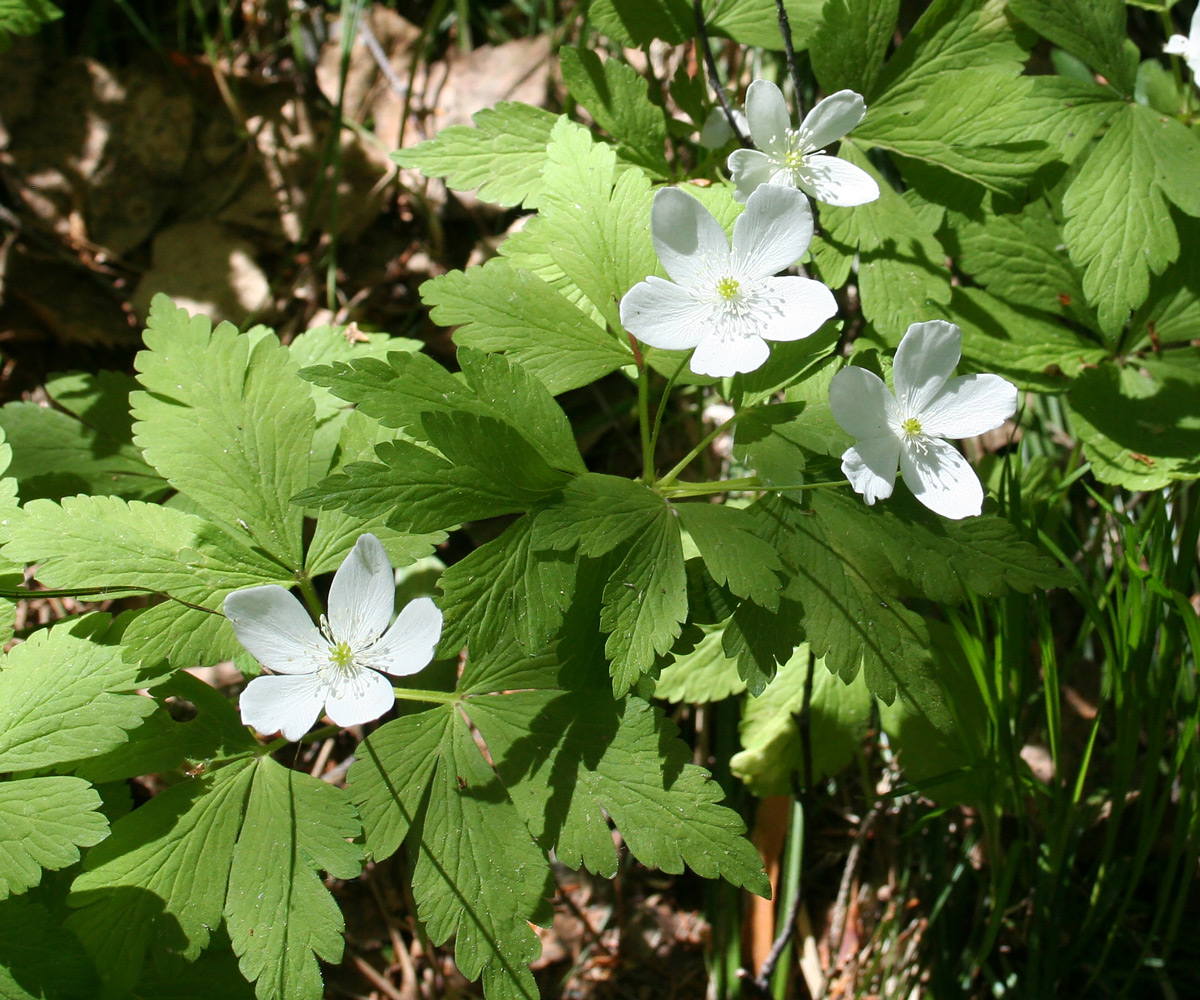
[[727, 79, 880, 207], [619, 184, 837, 378], [1165, 4, 1200, 80], [226, 534, 443, 741], [829, 320, 1018, 520]]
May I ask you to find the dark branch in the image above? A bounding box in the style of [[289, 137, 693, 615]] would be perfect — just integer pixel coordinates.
[[694, 0, 750, 146]]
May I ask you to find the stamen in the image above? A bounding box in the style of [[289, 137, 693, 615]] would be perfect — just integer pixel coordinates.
[[328, 641, 355, 671], [715, 276, 740, 300], [901, 417, 923, 436]]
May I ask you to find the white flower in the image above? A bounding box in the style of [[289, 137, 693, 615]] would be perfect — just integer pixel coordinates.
[[699, 107, 748, 149], [619, 184, 837, 378], [828, 320, 1017, 520], [1165, 5, 1200, 80], [727, 79, 879, 207], [226, 534, 443, 740]]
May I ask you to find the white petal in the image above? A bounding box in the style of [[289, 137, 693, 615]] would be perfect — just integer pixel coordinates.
[[899, 438, 983, 519], [239, 673, 326, 741], [728, 147, 784, 203], [829, 366, 901, 440], [921, 374, 1018, 439], [841, 437, 900, 506], [731, 186, 814, 278], [360, 597, 443, 677], [1191, 4, 1200, 39], [1164, 33, 1190, 55], [650, 187, 730, 287], [224, 585, 325, 675], [892, 320, 962, 414], [699, 108, 747, 148], [691, 334, 770, 377], [798, 90, 867, 152], [323, 668, 396, 729], [328, 533, 395, 648], [794, 154, 880, 207], [756, 276, 837, 341], [620, 277, 710, 350], [745, 79, 791, 155]]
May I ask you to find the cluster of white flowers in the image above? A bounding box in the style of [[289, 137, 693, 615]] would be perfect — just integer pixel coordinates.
[[623, 78, 1018, 520]]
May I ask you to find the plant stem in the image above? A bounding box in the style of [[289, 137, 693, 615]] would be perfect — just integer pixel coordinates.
[[657, 409, 746, 487], [392, 686, 458, 704], [296, 572, 324, 620], [636, 346, 655, 482], [258, 723, 340, 756], [648, 353, 692, 470], [694, 0, 750, 146], [775, 0, 805, 114], [660, 477, 850, 498]]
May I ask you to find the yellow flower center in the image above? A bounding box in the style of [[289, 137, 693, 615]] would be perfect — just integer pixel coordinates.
[[328, 640, 355, 671], [716, 276, 740, 300], [901, 417, 923, 437], [784, 147, 806, 169]]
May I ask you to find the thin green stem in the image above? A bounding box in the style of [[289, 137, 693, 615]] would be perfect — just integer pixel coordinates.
[[657, 410, 747, 487], [392, 686, 458, 704], [295, 573, 324, 620], [647, 353, 692, 470], [636, 348, 655, 483], [258, 722, 340, 756], [660, 477, 850, 498]]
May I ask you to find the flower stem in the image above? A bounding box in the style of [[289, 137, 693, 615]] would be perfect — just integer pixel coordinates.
[[637, 351, 655, 483], [257, 722, 341, 756], [657, 409, 746, 488], [392, 686, 458, 705], [296, 572, 324, 620], [660, 477, 850, 499], [648, 353, 692, 471], [775, 0, 806, 115]]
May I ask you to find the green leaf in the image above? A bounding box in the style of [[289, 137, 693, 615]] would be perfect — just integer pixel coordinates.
[[599, 500, 687, 696], [472, 686, 770, 893], [131, 296, 313, 568], [349, 706, 546, 998], [655, 622, 747, 703], [587, 0, 819, 50], [945, 286, 1107, 392], [530, 473, 665, 556], [730, 645, 872, 796], [1063, 104, 1200, 338], [67, 759, 257, 995], [0, 371, 166, 503], [421, 259, 629, 395], [811, 0, 900, 100], [438, 515, 576, 653], [820, 142, 952, 342], [225, 758, 362, 1000], [423, 411, 573, 499], [560, 47, 669, 175], [3, 496, 292, 668], [589, 0, 694, 46], [0, 0, 61, 51], [0, 897, 99, 1000], [0, 777, 108, 899], [0, 617, 156, 773], [1066, 352, 1200, 490], [709, 0, 823, 50], [507, 119, 657, 331], [871, 0, 1029, 102], [677, 502, 783, 610], [394, 102, 562, 208], [1009, 0, 1135, 95]]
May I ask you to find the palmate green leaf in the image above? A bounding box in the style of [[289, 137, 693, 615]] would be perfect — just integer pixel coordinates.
[[730, 645, 872, 796], [422, 259, 630, 395], [1009, 0, 1135, 96], [69, 755, 361, 1000], [511, 118, 657, 331], [655, 622, 747, 703], [438, 515, 576, 654], [599, 498, 687, 696], [811, 0, 899, 97], [1129, 214, 1200, 351], [0, 0, 61, 51], [131, 295, 313, 568], [820, 143, 952, 342], [945, 286, 1107, 392], [530, 473, 664, 555], [0, 897, 99, 1000], [2, 496, 292, 667], [395, 102, 561, 208], [0, 616, 155, 773], [225, 759, 362, 1000], [708, 0, 823, 50], [677, 502, 783, 610], [67, 758, 257, 996], [1066, 351, 1200, 490], [870, 0, 1028, 102], [349, 705, 547, 1000], [561, 47, 668, 176], [588, 0, 819, 49], [0, 777, 107, 900], [1063, 104, 1200, 338], [0, 371, 166, 503], [349, 641, 768, 1000]]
